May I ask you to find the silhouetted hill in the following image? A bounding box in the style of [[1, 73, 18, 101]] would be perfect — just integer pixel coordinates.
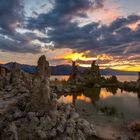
[[1, 62, 36, 73], [100, 68, 137, 75], [0, 62, 137, 75], [51, 65, 72, 75]]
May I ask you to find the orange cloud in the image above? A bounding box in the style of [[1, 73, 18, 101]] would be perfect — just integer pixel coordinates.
[[112, 65, 140, 72], [87, 0, 122, 24], [128, 21, 140, 30], [97, 54, 113, 60], [0, 60, 5, 64], [63, 50, 97, 61]]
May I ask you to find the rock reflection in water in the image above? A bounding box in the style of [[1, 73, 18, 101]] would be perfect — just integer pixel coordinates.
[[58, 87, 101, 105], [58, 87, 140, 120]]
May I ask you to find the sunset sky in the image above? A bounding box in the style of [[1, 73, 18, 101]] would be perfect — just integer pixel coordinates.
[[0, 0, 140, 71]]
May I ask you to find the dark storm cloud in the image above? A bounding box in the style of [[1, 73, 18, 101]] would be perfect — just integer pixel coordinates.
[[0, 0, 47, 53], [0, 0, 24, 31], [0, 36, 41, 53], [28, 1, 140, 57], [43, 14, 140, 57], [0, 26, 46, 53], [28, 0, 104, 29], [109, 15, 140, 31], [0, 0, 140, 60]]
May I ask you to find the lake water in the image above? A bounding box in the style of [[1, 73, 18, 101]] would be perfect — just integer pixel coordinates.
[[51, 75, 140, 138], [51, 75, 140, 121], [58, 88, 140, 120], [51, 75, 138, 82]]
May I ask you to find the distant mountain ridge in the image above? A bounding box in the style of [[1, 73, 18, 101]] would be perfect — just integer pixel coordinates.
[[0, 62, 137, 75]]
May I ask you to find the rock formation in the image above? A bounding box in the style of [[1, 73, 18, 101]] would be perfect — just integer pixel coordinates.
[[31, 55, 51, 112], [68, 61, 79, 84], [91, 60, 100, 78], [0, 55, 96, 140], [120, 72, 140, 91], [137, 72, 140, 87], [68, 60, 100, 84], [36, 55, 51, 78], [10, 62, 24, 84], [0, 66, 11, 89]]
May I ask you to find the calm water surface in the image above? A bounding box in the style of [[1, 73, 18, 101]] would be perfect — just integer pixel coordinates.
[[52, 75, 140, 120], [52, 75, 140, 139], [51, 75, 138, 82]]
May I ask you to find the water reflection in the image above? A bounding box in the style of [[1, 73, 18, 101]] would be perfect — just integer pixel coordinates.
[[59, 95, 73, 103], [99, 89, 113, 99], [51, 75, 138, 82], [59, 87, 101, 105], [105, 87, 118, 95], [58, 87, 140, 120], [77, 94, 91, 103]]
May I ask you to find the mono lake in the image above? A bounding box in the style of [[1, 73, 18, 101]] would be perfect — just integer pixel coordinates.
[[51, 75, 140, 120], [51, 75, 140, 138], [51, 75, 138, 82], [58, 88, 140, 120]]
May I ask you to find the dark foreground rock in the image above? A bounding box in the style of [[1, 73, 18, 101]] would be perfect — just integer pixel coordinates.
[[0, 55, 97, 140]]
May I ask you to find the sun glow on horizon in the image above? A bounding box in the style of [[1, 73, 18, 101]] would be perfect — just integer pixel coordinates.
[[64, 51, 97, 61], [128, 21, 140, 30], [0, 60, 5, 64], [63, 51, 140, 72], [111, 65, 140, 72]]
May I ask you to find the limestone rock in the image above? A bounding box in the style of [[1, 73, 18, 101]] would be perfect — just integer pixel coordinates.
[[77, 119, 96, 136], [91, 60, 100, 78], [76, 129, 86, 140], [50, 128, 57, 137], [1, 122, 18, 140], [70, 112, 79, 120], [37, 55, 50, 78], [68, 60, 100, 84], [66, 119, 76, 135], [57, 117, 66, 133], [137, 72, 140, 87], [31, 55, 52, 112], [0, 55, 97, 140]]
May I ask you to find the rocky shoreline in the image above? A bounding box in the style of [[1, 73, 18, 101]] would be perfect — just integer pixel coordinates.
[[0, 55, 102, 140], [0, 55, 139, 140]]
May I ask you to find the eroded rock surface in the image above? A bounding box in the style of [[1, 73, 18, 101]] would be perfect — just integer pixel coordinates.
[[0, 55, 96, 140], [31, 55, 51, 112], [137, 72, 140, 87]]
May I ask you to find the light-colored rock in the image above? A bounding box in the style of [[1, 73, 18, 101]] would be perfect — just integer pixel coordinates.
[[31, 55, 51, 112], [77, 119, 96, 136], [66, 119, 76, 135], [70, 112, 80, 120], [76, 129, 86, 140], [57, 117, 66, 133], [37, 129, 47, 139], [50, 128, 57, 137], [2, 122, 18, 140], [0, 55, 97, 140]]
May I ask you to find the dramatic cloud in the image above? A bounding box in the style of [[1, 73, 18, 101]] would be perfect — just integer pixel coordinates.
[[0, 0, 50, 53], [0, 35, 42, 53], [27, 0, 140, 61], [0, 0, 140, 70], [28, 0, 105, 29], [0, 0, 24, 31]]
